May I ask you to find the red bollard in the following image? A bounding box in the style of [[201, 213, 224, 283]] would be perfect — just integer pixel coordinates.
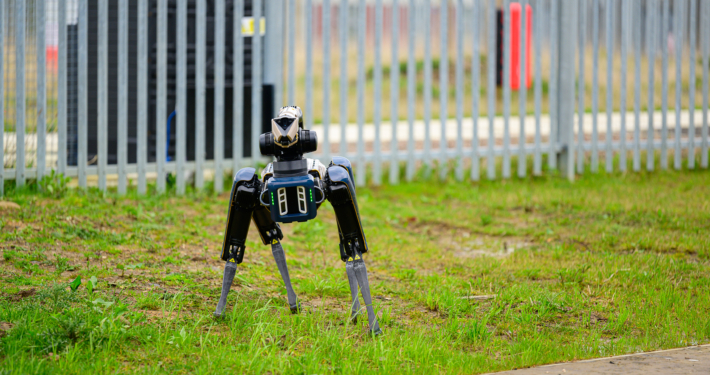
[[510, 2, 532, 91]]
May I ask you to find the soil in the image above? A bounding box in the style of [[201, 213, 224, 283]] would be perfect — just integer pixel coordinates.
[[488, 345, 710, 375]]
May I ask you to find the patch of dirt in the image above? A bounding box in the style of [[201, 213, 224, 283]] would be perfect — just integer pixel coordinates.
[[9, 288, 36, 301], [0, 322, 14, 338], [454, 237, 532, 259], [141, 310, 188, 322], [0, 201, 21, 210]]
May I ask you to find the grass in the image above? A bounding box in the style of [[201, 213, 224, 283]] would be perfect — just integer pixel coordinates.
[[1, 167, 710, 374]]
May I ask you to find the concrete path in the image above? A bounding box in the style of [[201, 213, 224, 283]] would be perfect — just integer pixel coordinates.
[[488, 344, 710, 375]]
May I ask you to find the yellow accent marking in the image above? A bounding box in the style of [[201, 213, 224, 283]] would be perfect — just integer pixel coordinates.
[[347, 257, 353, 261], [354, 254, 360, 260], [229, 258, 235, 263], [272, 239, 278, 244]]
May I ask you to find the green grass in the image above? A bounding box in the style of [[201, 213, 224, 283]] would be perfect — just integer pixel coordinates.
[[1, 168, 710, 374]]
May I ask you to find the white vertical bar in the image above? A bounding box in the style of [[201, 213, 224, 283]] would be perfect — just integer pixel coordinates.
[[633, 1, 642, 171], [619, 0, 628, 172], [356, 0, 366, 186], [517, 0, 527, 178], [15, 0, 26, 187], [288, 0, 295, 104], [471, 0, 480, 181], [660, 0, 669, 170], [486, 0, 496, 180], [339, 0, 349, 157], [58, 0, 67, 176], [557, 0, 578, 180], [0, 0, 3, 195], [454, 0, 464, 181], [423, 0, 432, 174], [604, 0, 614, 172], [252, 0, 263, 164], [214, 0, 225, 192], [646, 0, 656, 171], [373, 0, 382, 184], [576, 2, 586, 174], [673, 1, 685, 169], [548, 0, 557, 170], [406, 0, 416, 181], [138, 0, 148, 193], [175, 0, 187, 195], [688, 0, 697, 169], [390, 0, 399, 184], [591, 0, 599, 173], [36, 0, 46, 181], [305, 0, 313, 130], [502, 0, 511, 178], [195, 0, 206, 188], [78, 0, 87, 187], [533, 0, 542, 175], [702, 0, 709, 169], [98, 0, 108, 191], [118, 0, 128, 194], [439, 0, 449, 180], [233, 0, 244, 173], [157, 0, 167, 191], [323, 0, 332, 162]]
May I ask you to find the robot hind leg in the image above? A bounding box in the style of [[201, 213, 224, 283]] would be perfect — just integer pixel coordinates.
[[326, 160, 382, 335], [215, 168, 270, 317]]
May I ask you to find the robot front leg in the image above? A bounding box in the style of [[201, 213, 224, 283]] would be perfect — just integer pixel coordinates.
[[270, 238, 300, 313], [343, 244, 362, 323], [214, 168, 262, 318]]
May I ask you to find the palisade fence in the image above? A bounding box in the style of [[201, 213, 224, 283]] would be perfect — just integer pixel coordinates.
[[1, 0, 708, 197]]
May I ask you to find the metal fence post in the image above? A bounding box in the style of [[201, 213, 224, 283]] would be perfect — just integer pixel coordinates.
[[138, 0, 148, 194], [118, 0, 129, 194], [555, 0, 578, 181], [98, 0, 108, 191], [233, 0, 244, 174], [58, 0, 67, 177], [15, 0, 26, 187], [156, 0, 167, 192], [176, 0, 187, 195], [37, 0, 46, 182], [0, 0, 3, 196], [214, 0, 225, 193], [252, 0, 263, 165]]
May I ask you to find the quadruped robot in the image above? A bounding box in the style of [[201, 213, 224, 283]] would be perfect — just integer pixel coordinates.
[[214, 106, 382, 335]]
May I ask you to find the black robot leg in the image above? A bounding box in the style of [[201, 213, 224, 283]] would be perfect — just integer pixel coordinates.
[[250, 197, 298, 313], [343, 244, 362, 323], [327, 159, 382, 335], [270, 238, 300, 313], [214, 168, 261, 318]]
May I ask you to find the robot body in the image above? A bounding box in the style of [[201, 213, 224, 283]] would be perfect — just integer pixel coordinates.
[[215, 106, 381, 335]]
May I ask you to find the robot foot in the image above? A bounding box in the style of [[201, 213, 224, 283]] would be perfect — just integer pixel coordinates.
[[214, 261, 238, 318], [348, 248, 382, 335], [289, 302, 302, 314]]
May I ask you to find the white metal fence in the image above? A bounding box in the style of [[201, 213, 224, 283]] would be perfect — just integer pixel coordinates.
[[1, 0, 708, 196]]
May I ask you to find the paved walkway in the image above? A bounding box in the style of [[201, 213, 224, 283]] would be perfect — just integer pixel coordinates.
[[488, 344, 710, 375]]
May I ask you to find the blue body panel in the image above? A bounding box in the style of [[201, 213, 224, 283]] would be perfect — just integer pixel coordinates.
[[267, 175, 318, 223]]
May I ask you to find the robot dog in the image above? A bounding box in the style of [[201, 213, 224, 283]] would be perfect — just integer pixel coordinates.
[[214, 106, 382, 335]]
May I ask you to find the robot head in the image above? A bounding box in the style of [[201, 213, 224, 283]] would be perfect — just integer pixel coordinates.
[[271, 106, 304, 148], [260, 105, 317, 161]]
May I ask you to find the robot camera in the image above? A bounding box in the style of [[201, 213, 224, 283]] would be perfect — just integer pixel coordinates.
[[259, 106, 317, 159]]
